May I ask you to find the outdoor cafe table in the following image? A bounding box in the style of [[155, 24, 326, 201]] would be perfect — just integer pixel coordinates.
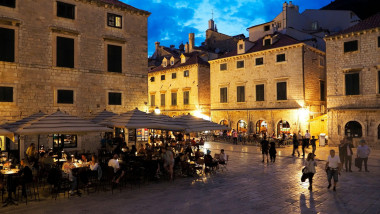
[[1, 168, 20, 207]]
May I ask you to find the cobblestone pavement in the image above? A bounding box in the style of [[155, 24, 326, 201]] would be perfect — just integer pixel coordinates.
[[2, 142, 380, 214]]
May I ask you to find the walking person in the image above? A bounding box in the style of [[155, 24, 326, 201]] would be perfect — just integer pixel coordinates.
[[304, 130, 311, 148], [261, 136, 269, 163], [232, 130, 238, 145], [339, 137, 347, 170], [357, 139, 370, 172], [310, 136, 317, 155], [344, 138, 354, 172], [269, 141, 277, 162], [292, 133, 300, 157], [325, 149, 341, 191], [304, 153, 317, 191]]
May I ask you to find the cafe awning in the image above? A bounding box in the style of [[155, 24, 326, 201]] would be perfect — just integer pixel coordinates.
[[90, 110, 118, 125], [15, 110, 112, 135], [174, 114, 230, 133], [0, 127, 12, 136]]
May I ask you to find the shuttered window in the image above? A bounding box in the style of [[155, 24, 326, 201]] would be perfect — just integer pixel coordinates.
[[345, 73, 359, 95], [0, 86, 13, 102], [183, 91, 189, 105], [107, 44, 122, 73], [109, 92, 121, 105], [237, 86, 245, 102], [172, 73, 176, 79], [220, 87, 227, 103], [57, 1, 75, 19], [160, 94, 165, 106], [57, 37, 74, 68], [0, 27, 15, 62], [57, 90, 74, 104], [344, 40, 358, 53], [171, 92, 177, 106], [256, 84, 264, 101], [150, 94, 155, 106], [277, 82, 287, 100], [107, 13, 122, 28]]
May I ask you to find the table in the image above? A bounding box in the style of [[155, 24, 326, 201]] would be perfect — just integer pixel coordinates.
[[1, 169, 20, 207]]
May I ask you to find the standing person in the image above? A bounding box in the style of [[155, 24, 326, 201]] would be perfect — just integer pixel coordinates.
[[232, 130, 238, 145], [310, 136, 317, 155], [162, 147, 174, 181], [260, 136, 269, 163], [269, 141, 277, 162], [325, 149, 341, 191], [292, 133, 300, 157], [339, 137, 347, 171], [26, 143, 37, 163], [344, 138, 354, 172], [357, 139, 370, 172], [304, 153, 317, 191], [304, 130, 311, 148]]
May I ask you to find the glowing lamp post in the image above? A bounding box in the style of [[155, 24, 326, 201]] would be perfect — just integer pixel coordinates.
[[154, 107, 161, 115]]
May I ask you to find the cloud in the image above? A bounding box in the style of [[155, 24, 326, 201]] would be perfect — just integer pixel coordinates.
[[122, 0, 332, 56]]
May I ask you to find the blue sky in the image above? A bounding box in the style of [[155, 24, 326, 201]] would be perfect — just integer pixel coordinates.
[[122, 0, 332, 56]]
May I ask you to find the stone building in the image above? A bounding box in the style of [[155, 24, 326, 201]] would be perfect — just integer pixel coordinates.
[[0, 0, 150, 153], [325, 13, 380, 147], [209, 33, 326, 136]]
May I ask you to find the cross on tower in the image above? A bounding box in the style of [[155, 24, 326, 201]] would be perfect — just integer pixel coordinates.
[[212, 9, 214, 20]]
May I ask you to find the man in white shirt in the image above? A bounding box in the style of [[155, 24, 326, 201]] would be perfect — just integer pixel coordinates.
[[108, 154, 125, 183], [325, 149, 341, 191]]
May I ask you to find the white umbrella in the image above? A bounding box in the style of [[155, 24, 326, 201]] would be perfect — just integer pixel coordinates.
[[0, 127, 12, 136], [174, 114, 230, 133], [15, 110, 112, 135], [90, 110, 118, 125]]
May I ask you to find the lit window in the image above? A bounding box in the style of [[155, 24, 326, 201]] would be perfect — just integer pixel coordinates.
[[107, 13, 122, 28], [184, 70, 189, 77]]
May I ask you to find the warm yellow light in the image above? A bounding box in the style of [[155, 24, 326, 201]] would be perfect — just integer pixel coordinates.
[[193, 110, 210, 121], [154, 107, 161, 115], [298, 107, 310, 120]]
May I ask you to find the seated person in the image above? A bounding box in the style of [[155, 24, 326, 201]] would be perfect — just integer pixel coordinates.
[[184, 145, 193, 156], [219, 149, 227, 164], [89, 155, 101, 181], [138, 144, 146, 155], [62, 156, 77, 195], [194, 149, 202, 161], [18, 159, 33, 197], [130, 145, 137, 156], [199, 137, 205, 145], [204, 150, 218, 169], [81, 154, 88, 163], [108, 154, 125, 184], [43, 152, 55, 167], [191, 138, 197, 147]]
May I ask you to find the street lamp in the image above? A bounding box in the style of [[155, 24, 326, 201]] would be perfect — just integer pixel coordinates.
[[154, 107, 161, 115]]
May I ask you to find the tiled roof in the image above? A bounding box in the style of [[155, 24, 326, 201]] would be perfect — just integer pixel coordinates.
[[247, 21, 273, 30], [98, 0, 150, 15], [330, 12, 380, 37], [149, 53, 209, 73], [214, 33, 302, 60]]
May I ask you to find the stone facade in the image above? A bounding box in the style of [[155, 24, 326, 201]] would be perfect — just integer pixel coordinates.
[[209, 37, 326, 136], [0, 0, 149, 153], [325, 15, 380, 147]]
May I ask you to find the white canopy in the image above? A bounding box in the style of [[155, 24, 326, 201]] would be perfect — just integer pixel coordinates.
[[15, 110, 112, 135], [90, 110, 118, 125], [108, 108, 167, 129], [173, 114, 230, 133], [0, 127, 12, 136]]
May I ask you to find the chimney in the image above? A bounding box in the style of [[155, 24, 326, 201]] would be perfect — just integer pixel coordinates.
[[170, 45, 175, 50], [155, 41, 160, 51], [185, 42, 189, 53], [189, 33, 194, 52]]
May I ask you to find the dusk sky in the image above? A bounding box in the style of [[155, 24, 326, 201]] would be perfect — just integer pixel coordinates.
[[122, 0, 333, 56]]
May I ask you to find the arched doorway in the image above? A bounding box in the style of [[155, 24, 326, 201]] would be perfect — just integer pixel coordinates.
[[220, 120, 229, 127], [345, 121, 362, 138], [237, 120, 247, 133], [277, 120, 290, 137], [256, 120, 267, 134]]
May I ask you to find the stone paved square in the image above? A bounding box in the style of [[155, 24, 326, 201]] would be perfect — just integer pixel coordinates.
[[2, 142, 380, 214]]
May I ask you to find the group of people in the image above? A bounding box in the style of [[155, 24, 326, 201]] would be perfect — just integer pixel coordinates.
[[292, 130, 317, 157]]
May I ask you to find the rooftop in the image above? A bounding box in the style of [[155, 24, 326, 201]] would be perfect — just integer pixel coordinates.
[[98, 0, 150, 16], [149, 52, 209, 73], [329, 12, 380, 37]]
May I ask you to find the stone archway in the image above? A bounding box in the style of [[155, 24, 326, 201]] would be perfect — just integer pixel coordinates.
[[256, 120, 268, 134], [345, 121, 362, 138], [277, 120, 291, 137], [237, 120, 247, 133]]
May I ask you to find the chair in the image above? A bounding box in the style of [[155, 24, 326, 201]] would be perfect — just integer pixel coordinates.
[[219, 155, 229, 171]]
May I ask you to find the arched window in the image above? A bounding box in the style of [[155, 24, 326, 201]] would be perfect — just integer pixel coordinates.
[[237, 120, 247, 133], [345, 121, 362, 138], [256, 120, 267, 134], [277, 120, 290, 137]]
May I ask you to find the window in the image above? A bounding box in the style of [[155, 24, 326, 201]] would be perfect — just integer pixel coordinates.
[[107, 13, 122, 28], [0, 86, 13, 102], [183, 91, 189, 105], [345, 73, 359, 95], [237, 60, 244, 68], [161, 75, 165, 80], [237, 86, 245, 102], [345, 121, 362, 138], [108, 92, 121, 105], [150, 77, 155, 82], [255, 57, 263, 66], [53, 134, 77, 148], [184, 70, 189, 77], [0, 27, 14, 62], [150, 94, 155, 107], [220, 87, 227, 103], [276, 54, 285, 62], [0, 0, 15, 8], [256, 84, 264, 101], [344, 40, 358, 53], [160, 94, 165, 106], [107, 44, 122, 73], [57, 1, 75, 19], [378, 71, 380, 94], [319, 56, 325, 67], [320, 81, 326, 101], [171, 92, 177, 106], [264, 39, 271, 46], [56, 36, 74, 68], [378, 36, 380, 48], [57, 90, 74, 104], [170, 60, 174, 65], [264, 25, 270, 31], [172, 73, 176, 79], [239, 44, 243, 50], [378, 124, 380, 140], [220, 63, 227, 71], [277, 82, 287, 100], [311, 21, 318, 30]]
